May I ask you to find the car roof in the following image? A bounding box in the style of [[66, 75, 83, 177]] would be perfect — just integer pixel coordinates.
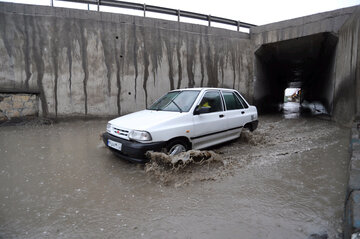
[[172, 87, 236, 92]]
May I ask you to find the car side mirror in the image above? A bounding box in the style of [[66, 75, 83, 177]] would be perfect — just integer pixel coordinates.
[[194, 106, 211, 115]]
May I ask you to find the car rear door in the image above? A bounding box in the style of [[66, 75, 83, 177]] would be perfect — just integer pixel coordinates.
[[221, 90, 247, 129], [191, 90, 229, 149]]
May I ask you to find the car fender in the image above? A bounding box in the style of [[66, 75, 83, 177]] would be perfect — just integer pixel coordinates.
[[147, 112, 194, 142]]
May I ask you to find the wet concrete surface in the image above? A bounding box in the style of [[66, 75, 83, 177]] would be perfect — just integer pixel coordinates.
[[0, 115, 350, 238]]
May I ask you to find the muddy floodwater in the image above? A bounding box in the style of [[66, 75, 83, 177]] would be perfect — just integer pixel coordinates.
[[0, 115, 350, 238]]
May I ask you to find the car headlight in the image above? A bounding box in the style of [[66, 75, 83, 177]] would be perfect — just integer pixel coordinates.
[[128, 130, 152, 141], [106, 123, 112, 132]]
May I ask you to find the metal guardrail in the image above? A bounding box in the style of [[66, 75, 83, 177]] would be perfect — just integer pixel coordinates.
[[54, 0, 256, 31]]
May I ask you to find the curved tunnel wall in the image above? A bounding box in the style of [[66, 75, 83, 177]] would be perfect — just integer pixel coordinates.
[[0, 2, 254, 118]]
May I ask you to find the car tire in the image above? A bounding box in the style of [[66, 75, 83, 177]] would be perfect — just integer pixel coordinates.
[[166, 140, 188, 156]]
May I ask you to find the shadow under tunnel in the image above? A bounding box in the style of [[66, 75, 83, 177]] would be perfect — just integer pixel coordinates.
[[254, 32, 338, 117]]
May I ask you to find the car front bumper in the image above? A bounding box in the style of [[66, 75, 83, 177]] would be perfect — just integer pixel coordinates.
[[102, 132, 165, 163]]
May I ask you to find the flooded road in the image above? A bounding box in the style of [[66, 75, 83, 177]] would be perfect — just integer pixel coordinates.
[[0, 115, 350, 238]]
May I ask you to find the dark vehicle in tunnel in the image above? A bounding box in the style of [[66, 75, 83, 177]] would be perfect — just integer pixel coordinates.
[[102, 88, 258, 163]]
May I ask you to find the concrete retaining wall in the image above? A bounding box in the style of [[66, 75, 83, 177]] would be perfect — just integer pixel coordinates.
[[345, 122, 360, 238], [0, 2, 359, 124], [0, 2, 253, 118], [333, 7, 360, 124]]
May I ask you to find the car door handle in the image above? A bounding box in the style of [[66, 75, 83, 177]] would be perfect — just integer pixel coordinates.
[[241, 111, 245, 114], [219, 114, 224, 118]]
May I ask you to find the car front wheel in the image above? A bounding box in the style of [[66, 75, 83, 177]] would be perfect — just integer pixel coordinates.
[[166, 140, 188, 156]]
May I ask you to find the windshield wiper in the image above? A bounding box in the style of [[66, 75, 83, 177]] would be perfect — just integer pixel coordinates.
[[171, 99, 183, 113], [150, 97, 166, 111]]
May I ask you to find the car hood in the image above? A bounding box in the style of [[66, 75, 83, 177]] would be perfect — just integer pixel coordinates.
[[109, 110, 183, 131]]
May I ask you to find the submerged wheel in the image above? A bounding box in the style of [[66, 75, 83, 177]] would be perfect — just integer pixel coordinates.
[[166, 140, 188, 156], [244, 123, 253, 132]]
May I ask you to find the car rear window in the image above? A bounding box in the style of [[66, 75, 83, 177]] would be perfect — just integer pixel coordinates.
[[222, 92, 244, 110], [234, 91, 249, 109]]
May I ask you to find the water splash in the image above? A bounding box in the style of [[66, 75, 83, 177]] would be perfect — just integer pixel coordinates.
[[145, 150, 233, 186]]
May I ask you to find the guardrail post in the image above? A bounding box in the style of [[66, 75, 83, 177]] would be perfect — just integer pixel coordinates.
[[237, 21, 240, 31], [208, 15, 211, 27], [88, 4, 90, 10], [177, 9, 180, 22], [143, 3, 146, 17], [50, 0, 53, 7], [97, 0, 100, 11]]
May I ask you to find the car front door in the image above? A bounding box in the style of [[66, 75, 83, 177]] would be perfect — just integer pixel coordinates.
[[191, 90, 228, 149]]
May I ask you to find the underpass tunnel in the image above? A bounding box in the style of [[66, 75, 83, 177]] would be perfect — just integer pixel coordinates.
[[254, 32, 338, 116]]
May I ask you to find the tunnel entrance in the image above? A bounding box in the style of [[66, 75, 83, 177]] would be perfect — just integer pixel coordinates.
[[254, 32, 338, 117]]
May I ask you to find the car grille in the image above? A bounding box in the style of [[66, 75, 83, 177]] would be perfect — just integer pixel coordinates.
[[113, 127, 129, 137]]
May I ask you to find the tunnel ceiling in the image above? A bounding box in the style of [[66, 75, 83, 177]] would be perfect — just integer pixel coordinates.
[[255, 32, 338, 88]]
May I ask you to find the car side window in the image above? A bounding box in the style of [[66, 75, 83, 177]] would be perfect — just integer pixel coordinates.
[[199, 91, 223, 113], [234, 91, 249, 109], [222, 92, 244, 110]]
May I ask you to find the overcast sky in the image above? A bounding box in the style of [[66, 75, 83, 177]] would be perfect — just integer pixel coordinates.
[[1, 0, 359, 26]]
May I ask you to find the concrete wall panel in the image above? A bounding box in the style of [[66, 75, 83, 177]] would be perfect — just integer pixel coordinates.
[[2, 2, 359, 124], [333, 6, 360, 123], [251, 6, 356, 47], [0, 2, 253, 118]]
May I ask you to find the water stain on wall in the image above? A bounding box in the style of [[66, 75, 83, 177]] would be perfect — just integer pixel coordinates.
[[186, 33, 196, 88], [31, 18, 48, 116], [0, 5, 253, 117], [141, 26, 150, 107], [205, 30, 219, 88], [79, 20, 89, 115], [65, 21, 73, 96], [51, 17, 59, 116], [151, 27, 163, 87], [164, 35, 175, 91], [199, 35, 205, 87], [230, 45, 236, 89], [0, 14, 15, 89], [176, 28, 183, 89], [100, 21, 115, 96], [114, 25, 122, 115], [132, 22, 139, 100], [0, 14, 12, 59], [23, 15, 32, 90]]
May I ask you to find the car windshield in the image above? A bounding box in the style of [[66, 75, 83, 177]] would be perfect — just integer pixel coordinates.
[[148, 90, 200, 112]]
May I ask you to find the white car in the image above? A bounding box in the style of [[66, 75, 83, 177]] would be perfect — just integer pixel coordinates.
[[103, 88, 258, 163]]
